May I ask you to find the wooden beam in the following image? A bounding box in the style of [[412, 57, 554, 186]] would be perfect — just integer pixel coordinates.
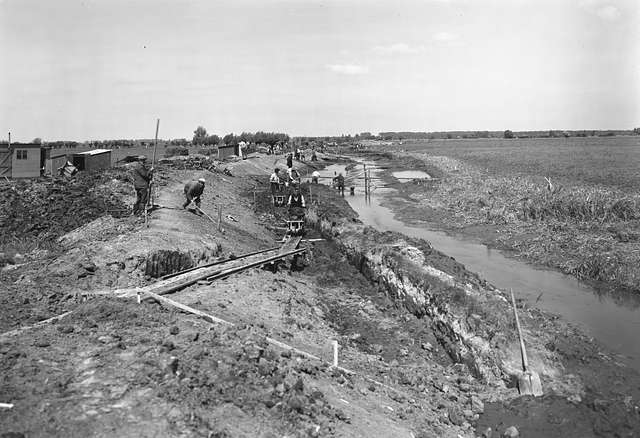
[[160, 246, 279, 280]]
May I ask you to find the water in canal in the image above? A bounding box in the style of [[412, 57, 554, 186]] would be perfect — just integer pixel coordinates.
[[319, 162, 640, 371]]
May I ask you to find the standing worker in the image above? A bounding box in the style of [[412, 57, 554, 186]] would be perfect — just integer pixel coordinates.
[[335, 172, 345, 196], [183, 178, 206, 209], [286, 152, 293, 169], [270, 168, 281, 195], [131, 155, 154, 216]]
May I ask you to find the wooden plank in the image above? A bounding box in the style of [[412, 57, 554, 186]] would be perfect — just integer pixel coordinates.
[[112, 246, 308, 299], [160, 246, 279, 280], [0, 311, 73, 339], [143, 291, 320, 361], [279, 235, 302, 253]]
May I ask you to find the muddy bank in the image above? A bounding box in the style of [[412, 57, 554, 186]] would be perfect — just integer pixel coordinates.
[[305, 180, 640, 437]]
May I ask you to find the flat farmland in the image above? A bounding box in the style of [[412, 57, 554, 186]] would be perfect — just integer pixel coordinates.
[[399, 136, 640, 191]]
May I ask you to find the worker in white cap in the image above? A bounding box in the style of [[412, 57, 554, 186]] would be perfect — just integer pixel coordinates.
[[183, 177, 206, 209]]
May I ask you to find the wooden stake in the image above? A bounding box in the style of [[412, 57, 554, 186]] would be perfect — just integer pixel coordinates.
[[332, 340, 339, 367], [217, 206, 222, 231]]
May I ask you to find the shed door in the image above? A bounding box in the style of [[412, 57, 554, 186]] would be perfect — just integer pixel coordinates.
[[0, 150, 10, 177], [72, 155, 85, 170]]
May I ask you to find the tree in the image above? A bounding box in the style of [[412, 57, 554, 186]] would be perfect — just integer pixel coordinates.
[[204, 134, 220, 146], [32, 137, 42, 144], [223, 133, 238, 146], [504, 130, 514, 139], [193, 126, 208, 145]]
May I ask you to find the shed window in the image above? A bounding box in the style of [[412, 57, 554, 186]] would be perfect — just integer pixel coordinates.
[[16, 150, 28, 160]]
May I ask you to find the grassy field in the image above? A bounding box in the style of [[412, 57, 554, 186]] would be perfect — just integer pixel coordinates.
[[399, 136, 640, 191]]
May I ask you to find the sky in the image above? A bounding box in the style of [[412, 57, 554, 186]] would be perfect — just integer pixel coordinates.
[[1, 0, 638, 141]]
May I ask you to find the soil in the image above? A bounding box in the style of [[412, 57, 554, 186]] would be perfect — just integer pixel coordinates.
[[1, 151, 639, 437]]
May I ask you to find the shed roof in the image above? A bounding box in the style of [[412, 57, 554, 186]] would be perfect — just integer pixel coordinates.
[[7, 143, 45, 149], [74, 149, 111, 156]]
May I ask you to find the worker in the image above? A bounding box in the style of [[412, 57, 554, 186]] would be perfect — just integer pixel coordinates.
[[287, 183, 306, 219], [335, 172, 345, 196], [183, 178, 206, 209], [311, 150, 317, 161], [286, 152, 293, 169], [131, 155, 153, 216], [269, 168, 281, 195], [311, 170, 320, 184], [287, 168, 301, 186]]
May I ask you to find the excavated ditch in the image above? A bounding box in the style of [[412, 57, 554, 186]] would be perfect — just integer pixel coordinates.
[[310, 212, 509, 387]]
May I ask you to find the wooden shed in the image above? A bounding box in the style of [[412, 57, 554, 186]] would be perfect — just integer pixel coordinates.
[[46, 154, 69, 175], [0, 143, 49, 178], [218, 144, 239, 160], [72, 149, 112, 172]]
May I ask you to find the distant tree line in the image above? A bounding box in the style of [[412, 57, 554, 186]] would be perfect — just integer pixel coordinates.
[[192, 126, 290, 147]]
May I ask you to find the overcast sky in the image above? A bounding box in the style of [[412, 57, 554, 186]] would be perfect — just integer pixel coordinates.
[[1, 0, 638, 141]]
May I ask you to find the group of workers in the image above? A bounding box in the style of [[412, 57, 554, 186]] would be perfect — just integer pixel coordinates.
[[130, 151, 345, 223], [130, 155, 206, 216]]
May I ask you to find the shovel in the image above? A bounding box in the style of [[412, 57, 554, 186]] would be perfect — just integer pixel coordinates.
[[510, 288, 543, 396], [185, 198, 216, 224]]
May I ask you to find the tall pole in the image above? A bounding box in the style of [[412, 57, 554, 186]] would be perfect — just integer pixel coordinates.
[[363, 163, 368, 201], [152, 119, 160, 169], [8, 132, 11, 150], [146, 119, 160, 227]]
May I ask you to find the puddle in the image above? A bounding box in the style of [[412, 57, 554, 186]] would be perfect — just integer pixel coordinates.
[[319, 162, 640, 371], [392, 170, 431, 180]]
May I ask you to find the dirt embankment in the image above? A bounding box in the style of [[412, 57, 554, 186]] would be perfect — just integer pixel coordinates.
[[1, 154, 481, 437], [1, 152, 639, 437]]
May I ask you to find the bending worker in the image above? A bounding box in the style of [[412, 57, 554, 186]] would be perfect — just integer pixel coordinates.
[[131, 155, 153, 216], [311, 170, 320, 184], [183, 178, 206, 209]]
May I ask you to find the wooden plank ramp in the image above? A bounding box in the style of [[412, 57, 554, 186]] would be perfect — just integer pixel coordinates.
[[89, 244, 307, 299]]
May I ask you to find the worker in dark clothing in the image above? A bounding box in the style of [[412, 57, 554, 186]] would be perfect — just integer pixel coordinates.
[[183, 178, 206, 209], [131, 155, 153, 215], [287, 184, 306, 220], [335, 173, 345, 196], [286, 153, 293, 169]]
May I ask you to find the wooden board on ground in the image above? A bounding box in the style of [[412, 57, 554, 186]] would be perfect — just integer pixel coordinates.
[[279, 235, 302, 253]]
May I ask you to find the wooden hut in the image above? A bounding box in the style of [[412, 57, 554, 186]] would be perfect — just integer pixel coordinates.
[[71, 149, 112, 172], [0, 143, 50, 178]]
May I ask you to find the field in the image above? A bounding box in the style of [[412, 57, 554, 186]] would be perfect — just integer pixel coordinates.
[[399, 136, 640, 191]]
